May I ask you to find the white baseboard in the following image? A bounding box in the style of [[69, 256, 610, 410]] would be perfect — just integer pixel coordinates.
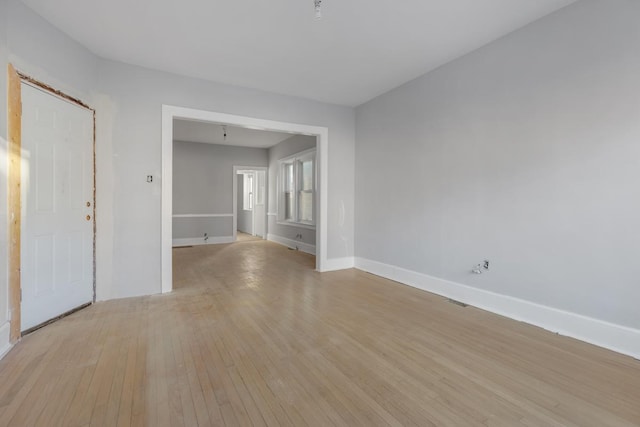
[[355, 257, 640, 359], [267, 234, 316, 255], [172, 236, 234, 247], [0, 322, 13, 360], [322, 257, 355, 272]]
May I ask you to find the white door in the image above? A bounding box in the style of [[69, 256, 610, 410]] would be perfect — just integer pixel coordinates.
[[21, 83, 94, 331]]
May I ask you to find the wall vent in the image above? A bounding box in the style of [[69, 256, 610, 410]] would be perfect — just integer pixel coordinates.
[[447, 299, 468, 308]]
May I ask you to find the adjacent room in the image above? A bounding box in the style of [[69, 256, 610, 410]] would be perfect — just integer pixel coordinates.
[[0, 0, 639, 425], [171, 119, 319, 290]]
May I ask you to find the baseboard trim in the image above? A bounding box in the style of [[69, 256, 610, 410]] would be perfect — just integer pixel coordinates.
[[354, 257, 640, 359], [322, 257, 355, 272], [267, 234, 316, 255], [0, 322, 13, 360], [172, 236, 234, 247]]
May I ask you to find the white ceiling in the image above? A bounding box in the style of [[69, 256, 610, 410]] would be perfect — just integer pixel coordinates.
[[173, 119, 295, 148], [21, 0, 576, 106]]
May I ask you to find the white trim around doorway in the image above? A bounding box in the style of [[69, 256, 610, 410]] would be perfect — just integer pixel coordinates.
[[233, 166, 268, 243], [161, 105, 329, 294]]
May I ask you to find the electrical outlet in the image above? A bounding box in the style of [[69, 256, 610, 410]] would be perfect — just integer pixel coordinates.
[[473, 260, 490, 274]]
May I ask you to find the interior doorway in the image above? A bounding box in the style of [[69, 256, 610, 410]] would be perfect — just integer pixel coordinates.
[[233, 167, 267, 241], [162, 106, 329, 294]]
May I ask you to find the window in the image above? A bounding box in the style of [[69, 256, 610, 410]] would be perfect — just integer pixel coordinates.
[[279, 149, 316, 227], [242, 173, 254, 211]]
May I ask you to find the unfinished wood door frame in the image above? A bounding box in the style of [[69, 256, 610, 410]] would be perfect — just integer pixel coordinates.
[[7, 65, 97, 342], [8, 64, 21, 342]]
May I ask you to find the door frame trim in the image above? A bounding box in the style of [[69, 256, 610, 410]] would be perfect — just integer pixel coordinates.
[[7, 65, 97, 341], [162, 105, 329, 294]]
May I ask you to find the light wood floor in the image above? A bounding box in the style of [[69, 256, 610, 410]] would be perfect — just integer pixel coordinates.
[[236, 232, 263, 242], [0, 241, 639, 426]]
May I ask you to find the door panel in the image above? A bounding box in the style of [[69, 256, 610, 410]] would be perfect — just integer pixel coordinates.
[[35, 141, 55, 212], [21, 83, 94, 331], [68, 150, 84, 209], [68, 231, 84, 284]]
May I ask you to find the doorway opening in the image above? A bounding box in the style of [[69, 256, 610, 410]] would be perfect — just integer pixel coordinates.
[[162, 106, 329, 294], [233, 167, 267, 241]]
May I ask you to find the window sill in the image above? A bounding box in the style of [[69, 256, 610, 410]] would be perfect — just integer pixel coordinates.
[[276, 221, 316, 231]]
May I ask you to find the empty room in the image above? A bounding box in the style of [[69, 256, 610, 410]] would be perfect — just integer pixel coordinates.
[[0, 0, 639, 425]]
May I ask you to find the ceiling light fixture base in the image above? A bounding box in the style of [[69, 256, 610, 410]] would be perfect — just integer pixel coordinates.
[[314, 0, 322, 19]]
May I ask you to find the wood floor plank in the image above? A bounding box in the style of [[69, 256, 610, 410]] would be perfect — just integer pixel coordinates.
[[176, 329, 213, 427], [187, 327, 225, 425], [157, 303, 176, 427], [0, 240, 638, 426], [129, 303, 149, 427], [169, 323, 199, 427], [7, 334, 75, 426], [61, 312, 110, 426]]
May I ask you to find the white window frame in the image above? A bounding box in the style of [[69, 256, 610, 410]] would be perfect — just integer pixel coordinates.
[[278, 148, 316, 228]]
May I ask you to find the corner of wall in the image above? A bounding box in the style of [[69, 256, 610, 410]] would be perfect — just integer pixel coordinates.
[[323, 257, 355, 272]]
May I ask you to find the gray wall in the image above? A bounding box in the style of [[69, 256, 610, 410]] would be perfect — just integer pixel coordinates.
[[0, 0, 355, 304], [268, 135, 317, 246], [95, 60, 355, 298], [6, 1, 97, 100], [97, 61, 355, 299], [355, 0, 640, 329], [173, 217, 232, 241], [173, 141, 267, 214], [173, 141, 267, 240]]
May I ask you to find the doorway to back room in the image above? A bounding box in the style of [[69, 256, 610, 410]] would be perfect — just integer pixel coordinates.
[[235, 168, 267, 240], [163, 107, 328, 293]]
